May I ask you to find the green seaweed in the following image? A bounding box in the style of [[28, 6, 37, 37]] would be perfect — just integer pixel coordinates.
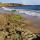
[[11, 10, 16, 12]]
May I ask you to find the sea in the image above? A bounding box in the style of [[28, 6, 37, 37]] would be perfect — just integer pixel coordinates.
[[0, 5, 40, 10], [6, 5, 40, 10], [0, 5, 40, 16]]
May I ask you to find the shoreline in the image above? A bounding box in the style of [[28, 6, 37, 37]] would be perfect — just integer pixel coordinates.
[[0, 10, 40, 33], [0, 12, 40, 33]]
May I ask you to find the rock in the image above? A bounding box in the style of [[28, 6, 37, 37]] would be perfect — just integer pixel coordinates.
[[0, 14, 39, 40]]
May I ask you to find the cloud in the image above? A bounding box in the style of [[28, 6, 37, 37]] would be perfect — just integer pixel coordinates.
[[0, 0, 40, 5], [20, 0, 40, 5]]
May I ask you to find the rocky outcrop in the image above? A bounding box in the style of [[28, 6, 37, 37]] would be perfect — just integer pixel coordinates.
[[0, 25, 37, 40], [0, 14, 40, 40]]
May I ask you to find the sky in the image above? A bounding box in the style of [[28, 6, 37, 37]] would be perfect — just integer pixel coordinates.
[[0, 0, 40, 5]]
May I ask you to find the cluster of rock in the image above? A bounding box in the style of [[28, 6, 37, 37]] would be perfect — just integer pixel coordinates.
[[0, 24, 39, 40], [0, 14, 40, 40]]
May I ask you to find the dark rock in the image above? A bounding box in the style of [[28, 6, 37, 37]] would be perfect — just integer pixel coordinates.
[[32, 35, 40, 40], [16, 30, 21, 35], [8, 34, 12, 36], [5, 36, 7, 38], [0, 29, 3, 31], [7, 23, 10, 25], [5, 27, 9, 32]]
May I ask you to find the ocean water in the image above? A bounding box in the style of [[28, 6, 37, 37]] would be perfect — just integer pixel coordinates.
[[6, 5, 40, 10], [0, 5, 40, 11], [0, 5, 40, 16]]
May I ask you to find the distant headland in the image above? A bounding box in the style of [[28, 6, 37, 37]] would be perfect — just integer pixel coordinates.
[[0, 2, 25, 7]]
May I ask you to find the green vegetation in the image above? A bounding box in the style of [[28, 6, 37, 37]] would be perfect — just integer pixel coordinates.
[[7, 14, 22, 23], [14, 15, 22, 20], [0, 3, 23, 7], [11, 10, 16, 12]]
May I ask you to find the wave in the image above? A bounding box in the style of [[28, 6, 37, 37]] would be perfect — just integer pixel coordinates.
[[0, 7, 40, 17], [17, 10, 40, 17]]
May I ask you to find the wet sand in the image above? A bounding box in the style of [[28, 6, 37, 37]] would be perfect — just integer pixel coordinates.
[[21, 15, 40, 33], [16, 11, 40, 33]]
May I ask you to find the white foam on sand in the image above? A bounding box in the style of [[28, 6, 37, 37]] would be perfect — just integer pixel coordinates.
[[2, 7, 12, 11], [24, 11, 40, 16], [18, 10, 40, 17]]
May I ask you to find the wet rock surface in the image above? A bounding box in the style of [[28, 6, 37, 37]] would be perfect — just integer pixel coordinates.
[[0, 26, 37, 40], [0, 13, 40, 40]]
